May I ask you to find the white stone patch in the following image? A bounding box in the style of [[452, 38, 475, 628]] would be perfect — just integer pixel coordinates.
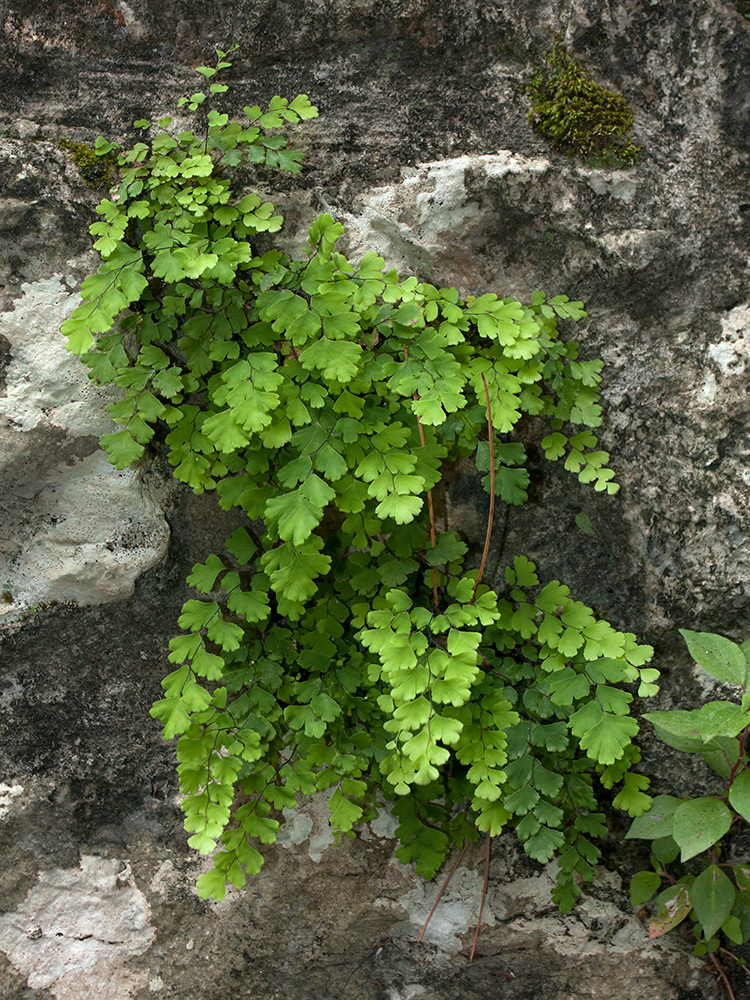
[[0, 855, 154, 999], [0, 276, 118, 437], [366, 806, 399, 840], [709, 302, 750, 377], [696, 368, 717, 405], [0, 782, 23, 819], [577, 167, 640, 203], [388, 986, 428, 1000], [500, 869, 704, 970], [596, 228, 670, 268], [343, 151, 550, 272], [0, 277, 170, 621], [4, 450, 169, 609], [397, 865, 496, 955], [278, 791, 335, 863]]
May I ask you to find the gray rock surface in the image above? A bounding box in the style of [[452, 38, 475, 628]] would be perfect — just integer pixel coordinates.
[[1, 1, 749, 997], [0, 276, 170, 622]]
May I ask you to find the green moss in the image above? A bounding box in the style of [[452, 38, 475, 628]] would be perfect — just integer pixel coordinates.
[[522, 41, 640, 168], [57, 137, 117, 188]]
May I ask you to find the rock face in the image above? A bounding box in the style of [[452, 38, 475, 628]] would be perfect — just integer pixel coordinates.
[[1, 1, 748, 998], [0, 276, 170, 622], [0, 856, 154, 998]]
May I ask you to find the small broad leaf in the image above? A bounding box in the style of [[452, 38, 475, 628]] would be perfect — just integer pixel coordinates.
[[742, 640, 750, 687], [734, 863, 750, 891], [630, 870, 662, 906], [728, 768, 750, 823], [672, 797, 732, 862], [721, 914, 744, 945], [645, 702, 750, 753], [651, 836, 680, 865], [626, 795, 683, 840], [691, 865, 736, 941], [680, 629, 746, 687], [701, 736, 740, 779]]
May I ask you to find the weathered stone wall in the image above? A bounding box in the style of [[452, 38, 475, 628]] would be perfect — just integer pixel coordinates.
[[1, 2, 748, 997]]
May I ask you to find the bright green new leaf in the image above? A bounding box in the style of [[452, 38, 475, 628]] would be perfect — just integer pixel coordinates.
[[299, 338, 362, 382], [612, 771, 651, 817], [328, 788, 364, 832], [187, 554, 226, 593], [196, 868, 228, 901], [100, 429, 145, 468], [265, 489, 326, 546], [524, 825, 565, 863]]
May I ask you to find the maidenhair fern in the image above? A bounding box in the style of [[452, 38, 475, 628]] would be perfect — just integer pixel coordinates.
[[63, 47, 658, 911]]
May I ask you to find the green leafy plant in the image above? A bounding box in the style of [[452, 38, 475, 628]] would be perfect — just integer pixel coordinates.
[[628, 629, 750, 961], [521, 40, 640, 168], [63, 48, 658, 911]]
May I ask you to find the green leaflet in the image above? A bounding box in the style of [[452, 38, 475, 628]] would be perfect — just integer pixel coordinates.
[[64, 47, 658, 917]]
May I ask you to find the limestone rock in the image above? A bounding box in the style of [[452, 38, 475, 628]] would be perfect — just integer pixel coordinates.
[[0, 277, 169, 622], [0, 856, 153, 999]]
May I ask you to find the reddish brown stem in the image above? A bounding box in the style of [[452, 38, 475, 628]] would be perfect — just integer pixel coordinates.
[[469, 832, 492, 963], [709, 952, 736, 1000], [417, 839, 470, 943], [472, 373, 495, 601]]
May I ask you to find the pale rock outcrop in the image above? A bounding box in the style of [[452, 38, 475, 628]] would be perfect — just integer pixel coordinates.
[[0, 277, 169, 622]]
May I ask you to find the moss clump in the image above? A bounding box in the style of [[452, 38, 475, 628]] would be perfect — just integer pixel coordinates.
[[57, 137, 117, 188], [522, 41, 640, 168]]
